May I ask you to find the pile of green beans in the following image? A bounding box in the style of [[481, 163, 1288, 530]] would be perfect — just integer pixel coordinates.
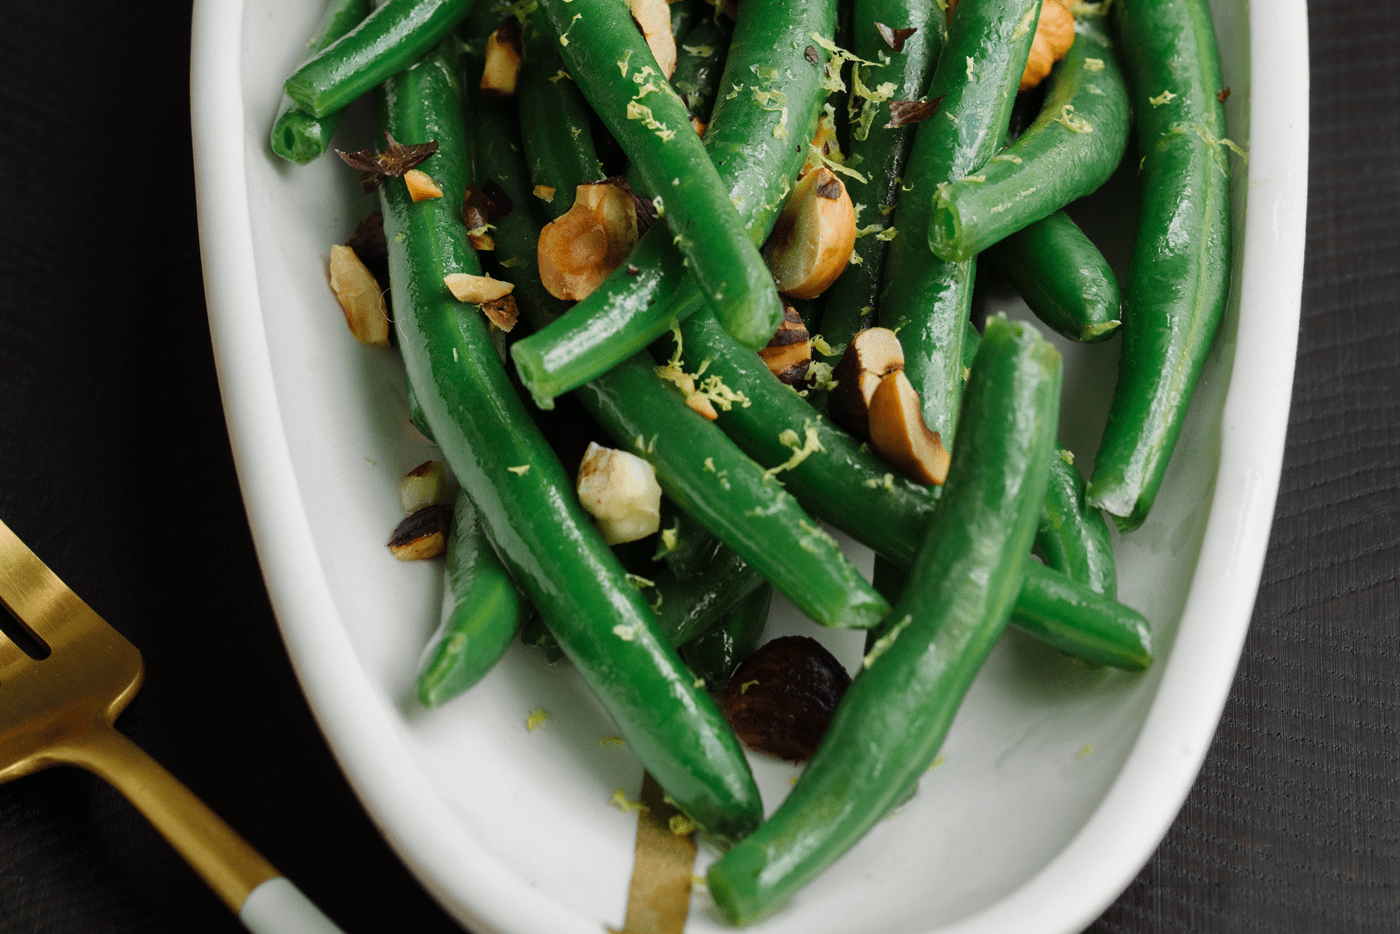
[[270, 0, 1238, 920]]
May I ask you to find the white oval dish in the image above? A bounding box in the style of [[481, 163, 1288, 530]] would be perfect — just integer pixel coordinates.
[[191, 1, 1308, 931]]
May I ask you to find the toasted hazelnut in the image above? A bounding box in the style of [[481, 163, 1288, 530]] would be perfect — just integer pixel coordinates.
[[533, 184, 556, 203], [481, 293, 519, 332], [443, 272, 514, 304], [630, 0, 677, 78], [867, 370, 951, 485], [828, 327, 905, 439], [765, 167, 856, 300], [481, 21, 523, 97], [537, 182, 640, 301], [399, 460, 457, 513], [723, 636, 851, 762], [758, 304, 812, 385], [576, 442, 663, 545], [1020, 0, 1075, 91], [690, 116, 707, 137], [404, 169, 443, 202], [388, 505, 450, 560], [328, 244, 390, 346]]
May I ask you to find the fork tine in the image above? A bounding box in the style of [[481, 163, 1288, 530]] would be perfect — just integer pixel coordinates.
[[0, 519, 114, 650]]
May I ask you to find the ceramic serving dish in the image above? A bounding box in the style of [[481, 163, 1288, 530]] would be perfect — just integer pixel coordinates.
[[191, 1, 1309, 931]]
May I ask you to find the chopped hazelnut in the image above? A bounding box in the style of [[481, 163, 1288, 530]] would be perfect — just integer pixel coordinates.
[[537, 182, 641, 301], [758, 304, 812, 385], [388, 505, 450, 560], [481, 21, 524, 97], [1020, 0, 1075, 91], [443, 272, 514, 304], [399, 461, 457, 513], [576, 442, 663, 545], [867, 370, 951, 485], [828, 327, 904, 440], [533, 184, 556, 203], [765, 167, 856, 300], [327, 244, 390, 346], [630, 0, 678, 78], [404, 169, 443, 202]]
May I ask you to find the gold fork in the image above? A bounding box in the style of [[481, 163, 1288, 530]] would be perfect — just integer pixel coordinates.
[[0, 518, 347, 933]]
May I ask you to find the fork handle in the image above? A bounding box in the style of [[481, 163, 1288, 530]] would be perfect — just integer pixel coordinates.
[[54, 723, 347, 933]]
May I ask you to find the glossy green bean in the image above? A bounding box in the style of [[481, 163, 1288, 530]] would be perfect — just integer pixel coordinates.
[[819, 0, 946, 348], [380, 39, 760, 844], [271, 0, 372, 163], [671, 16, 732, 127], [284, 0, 478, 118], [983, 208, 1121, 342], [535, 0, 783, 349], [415, 491, 531, 706], [1087, 0, 1232, 531], [877, 0, 1040, 447], [928, 14, 1129, 261], [1036, 449, 1118, 596], [1010, 562, 1148, 669], [683, 584, 774, 692], [706, 316, 1061, 925], [517, 20, 605, 219]]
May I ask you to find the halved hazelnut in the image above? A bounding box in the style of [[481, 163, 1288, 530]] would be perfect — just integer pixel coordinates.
[[630, 0, 677, 78], [537, 182, 640, 301], [867, 370, 951, 485], [388, 504, 450, 560], [723, 636, 851, 763], [443, 272, 514, 304], [404, 169, 443, 202], [758, 304, 812, 385], [328, 244, 390, 346], [576, 442, 663, 545], [481, 21, 524, 97], [765, 167, 856, 300], [828, 327, 905, 439], [1020, 0, 1074, 91]]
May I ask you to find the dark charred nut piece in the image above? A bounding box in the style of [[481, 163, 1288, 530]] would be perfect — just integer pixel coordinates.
[[347, 211, 387, 262], [758, 304, 812, 385], [885, 95, 944, 129], [1218, 86, 1231, 102], [336, 132, 438, 193], [722, 636, 852, 763], [804, 45, 821, 67], [328, 245, 390, 346], [874, 22, 917, 53], [828, 327, 905, 440], [481, 293, 520, 332], [480, 180, 514, 219], [868, 370, 951, 485], [462, 186, 496, 250], [481, 21, 524, 97], [765, 167, 856, 300], [537, 182, 641, 301], [630, 0, 678, 78], [388, 504, 450, 560]]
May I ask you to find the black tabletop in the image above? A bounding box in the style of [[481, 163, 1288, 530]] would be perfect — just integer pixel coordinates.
[[1, 1, 1395, 932]]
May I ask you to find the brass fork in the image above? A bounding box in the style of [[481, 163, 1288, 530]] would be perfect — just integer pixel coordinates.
[[0, 518, 347, 933]]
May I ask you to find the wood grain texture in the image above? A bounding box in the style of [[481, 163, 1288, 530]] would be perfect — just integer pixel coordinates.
[[0, 0, 1395, 932]]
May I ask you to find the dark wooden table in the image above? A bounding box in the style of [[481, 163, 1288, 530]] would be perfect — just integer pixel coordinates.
[[1, 1, 1395, 931]]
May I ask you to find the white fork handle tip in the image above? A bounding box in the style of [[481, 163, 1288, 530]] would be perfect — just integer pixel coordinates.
[[239, 876, 348, 934]]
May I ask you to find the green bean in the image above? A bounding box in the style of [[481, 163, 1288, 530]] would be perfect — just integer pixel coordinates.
[[284, 0, 478, 118], [819, 0, 947, 348], [1087, 0, 1233, 531], [535, 0, 783, 349], [271, 0, 372, 163], [928, 13, 1129, 261], [670, 16, 732, 127], [877, 0, 1040, 447], [509, 0, 834, 407], [464, 37, 889, 632], [516, 20, 605, 220], [983, 208, 1121, 342], [416, 491, 531, 706], [706, 316, 1061, 925], [653, 499, 721, 579], [683, 584, 774, 692], [1036, 449, 1118, 596], [1009, 563, 1148, 669], [380, 39, 760, 845]]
